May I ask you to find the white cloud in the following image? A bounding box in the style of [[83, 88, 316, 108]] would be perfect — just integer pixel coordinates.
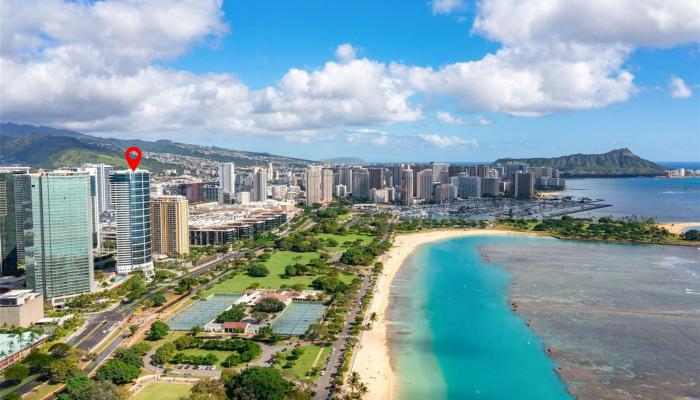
[[436, 111, 493, 126], [1, 0, 699, 143], [436, 111, 468, 125], [669, 76, 692, 98], [431, 0, 466, 15], [335, 43, 357, 64], [475, 117, 493, 126], [419, 133, 478, 148], [344, 129, 477, 149], [472, 0, 700, 48]]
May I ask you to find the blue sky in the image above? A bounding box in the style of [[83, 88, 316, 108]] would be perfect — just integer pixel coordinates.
[[2, 0, 699, 162]]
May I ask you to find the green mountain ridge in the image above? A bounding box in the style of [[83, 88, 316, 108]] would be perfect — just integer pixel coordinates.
[[492, 148, 666, 177], [0, 123, 311, 171]]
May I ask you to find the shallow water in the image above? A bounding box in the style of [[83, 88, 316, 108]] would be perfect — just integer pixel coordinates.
[[388, 235, 572, 400], [388, 235, 700, 400]]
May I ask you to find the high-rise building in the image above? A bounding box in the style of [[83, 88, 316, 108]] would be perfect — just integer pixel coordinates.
[[80, 164, 113, 214], [305, 166, 322, 206], [431, 163, 449, 183], [400, 168, 414, 206], [434, 183, 453, 203], [448, 165, 466, 178], [457, 175, 481, 198], [351, 168, 370, 201], [218, 163, 235, 195], [110, 171, 154, 275], [77, 169, 102, 250], [151, 195, 189, 256], [389, 165, 403, 189], [367, 167, 385, 190], [481, 177, 500, 197], [0, 169, 31, 276], [321, 168, 334, 203], [416, 169, 434, 202], [339, 168, 353, 194], [267, 163, 274, 180], [513, 172, 535, 199], [26, 172, 94, 302], [334, 185, 347, 198], [253, 169, 268, 202]]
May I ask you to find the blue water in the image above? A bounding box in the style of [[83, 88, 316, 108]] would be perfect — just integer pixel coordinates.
[[390, 235, 572, 400], [563, 177, 700, 222]]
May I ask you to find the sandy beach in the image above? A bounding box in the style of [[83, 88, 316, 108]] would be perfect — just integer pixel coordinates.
[[658, 221, 700, 234], [352, 229, 535, 400]]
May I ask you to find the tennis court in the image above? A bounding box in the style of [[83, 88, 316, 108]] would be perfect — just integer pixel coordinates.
[[271, 301, 327, 335], [168, 293, 242, 331]]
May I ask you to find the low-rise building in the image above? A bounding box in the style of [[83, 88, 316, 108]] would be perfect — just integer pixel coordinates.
[[0, 290, 44, 328]]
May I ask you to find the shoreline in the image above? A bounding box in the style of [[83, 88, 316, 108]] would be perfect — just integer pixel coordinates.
[[352, 228, 539, 400], [658, 221, 700, 234]]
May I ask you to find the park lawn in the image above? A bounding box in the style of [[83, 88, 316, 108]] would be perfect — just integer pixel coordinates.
[[169, 348, 237, 367], [24, 382, 62, 400], [144, 331, 187, 348], [317, 233, 374, 250], [275, 344, 331, 381], [206, 251, 356, 294], [132, 382, 193, 400]]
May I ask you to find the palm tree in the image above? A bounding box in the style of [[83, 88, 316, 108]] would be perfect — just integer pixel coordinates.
[[347, 371, 361, 393]]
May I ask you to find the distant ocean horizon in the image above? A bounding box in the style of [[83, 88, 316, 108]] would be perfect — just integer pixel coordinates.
[[657, 161, 700, 170], [562, 176, 700, 222]]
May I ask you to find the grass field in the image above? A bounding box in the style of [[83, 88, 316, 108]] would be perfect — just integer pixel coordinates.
[[275, 344, 331, 381], [132, 383, 193, 400], [206, 251, 356, 294], [170, 348, 236, 367], [317, 233, 374, 250], [144, 331, 186, 348]]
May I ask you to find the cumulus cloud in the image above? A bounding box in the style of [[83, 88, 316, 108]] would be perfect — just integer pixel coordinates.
[[669, 76, 692, 98], [431, 0, 466, 15], [335, 43, 357, 63], [436, 111, 493, 126], [1, 0, 699, 142], [472, 0, 700, 48], [344, 129, 477, 149], [419, 133, 478, 148]]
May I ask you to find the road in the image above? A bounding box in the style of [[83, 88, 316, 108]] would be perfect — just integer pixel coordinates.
[[314, 273, 373, 400]]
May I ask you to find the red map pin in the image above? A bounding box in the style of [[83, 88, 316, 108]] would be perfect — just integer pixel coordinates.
[[124, 146, 143, 171]]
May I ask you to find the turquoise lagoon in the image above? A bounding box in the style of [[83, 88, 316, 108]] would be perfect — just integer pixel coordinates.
[[388, 235, 572, 400]]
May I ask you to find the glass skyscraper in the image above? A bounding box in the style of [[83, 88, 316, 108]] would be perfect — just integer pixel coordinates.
[[110, 171, 153, 275], [25, 172, 94, 302]]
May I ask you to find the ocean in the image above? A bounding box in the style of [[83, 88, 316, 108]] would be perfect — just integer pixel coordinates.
[[388, 235, 700, 399], [562, 177, 700, 222], [388, 235, 572, 400]]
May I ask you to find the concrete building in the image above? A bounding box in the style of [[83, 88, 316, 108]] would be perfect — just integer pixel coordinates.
[[253, 169, 268, 202], [236, 191, 251, 204], [434, 183, 453, 202], [0, 169, 31, 276], [400, 168, 414, 206], [351, 168, 370, 201], [339, 167, 353, 194], [513, 172, 535, 199], [431, 163, 449, 183], [110, 171, 154, 275], [457, 175, 481, 198], [416, 169, 434, 202], [368, 167, 385, 190], [80, 164, 113, 214], [321, 168, 334, 203], [481, 177, 500, 197], [218, 162, 235, 194], [151, 195, 189, 256], [26, 172, 94, 302], [334, 184, 347, 198], [0, 290, 43, 328], [305, 166, 322, 206]]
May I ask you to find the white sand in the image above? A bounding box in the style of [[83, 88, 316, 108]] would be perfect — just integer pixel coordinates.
[[352, 229, 535, 400], [658, 222, 700, 234]]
